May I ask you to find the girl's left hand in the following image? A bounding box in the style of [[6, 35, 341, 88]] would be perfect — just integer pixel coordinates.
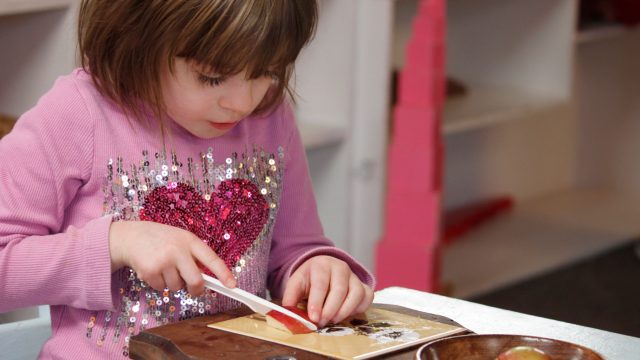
[[282, 255, 374, 327]]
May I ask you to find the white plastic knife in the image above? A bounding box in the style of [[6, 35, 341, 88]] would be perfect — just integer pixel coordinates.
[[201, 273, 318, 331]]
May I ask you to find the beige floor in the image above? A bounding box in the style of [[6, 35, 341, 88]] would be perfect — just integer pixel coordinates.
[[441, 188, 640, 299]]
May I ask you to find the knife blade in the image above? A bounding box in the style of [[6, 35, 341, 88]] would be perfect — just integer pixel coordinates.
[[201, 273, 318, 331]]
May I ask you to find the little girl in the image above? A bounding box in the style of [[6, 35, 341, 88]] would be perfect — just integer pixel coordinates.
[[0, 1, 375, 358]]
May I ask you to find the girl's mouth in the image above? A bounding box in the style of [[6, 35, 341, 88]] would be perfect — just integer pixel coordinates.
[[209, 121, 237, 130]]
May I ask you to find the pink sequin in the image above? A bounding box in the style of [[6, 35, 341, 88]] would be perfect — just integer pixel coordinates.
[[139, 179, 269, 272]]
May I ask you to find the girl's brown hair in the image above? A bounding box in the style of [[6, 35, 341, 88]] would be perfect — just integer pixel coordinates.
[[78, 0, 317, 124]]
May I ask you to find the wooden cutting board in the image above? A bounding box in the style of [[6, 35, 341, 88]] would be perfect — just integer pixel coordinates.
[[129, 304, 469, 360]]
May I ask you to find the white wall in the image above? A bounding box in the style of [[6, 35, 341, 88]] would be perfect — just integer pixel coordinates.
[[0, 7, 77, 115], [296, 0, 392, 269], [576, 29, 640, 194]]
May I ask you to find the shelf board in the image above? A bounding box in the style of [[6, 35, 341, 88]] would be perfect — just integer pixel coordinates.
[[442, 188, 640, 299], [443, 87, 566, 135], [0, 0, 72, 16], [576, 24, 633, 45], [298, 122, 345, 150]]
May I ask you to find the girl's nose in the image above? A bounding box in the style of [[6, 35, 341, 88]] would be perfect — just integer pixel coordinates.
[[218, 78, 254, 116]]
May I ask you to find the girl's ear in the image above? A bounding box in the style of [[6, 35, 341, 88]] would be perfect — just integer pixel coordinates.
[[254, 84, 282, 116]]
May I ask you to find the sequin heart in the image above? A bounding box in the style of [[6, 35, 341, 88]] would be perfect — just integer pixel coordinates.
[[139, 179, 269, 271]]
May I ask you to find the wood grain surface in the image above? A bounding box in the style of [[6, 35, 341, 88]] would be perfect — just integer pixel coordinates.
[[129, 304, 467, 360]]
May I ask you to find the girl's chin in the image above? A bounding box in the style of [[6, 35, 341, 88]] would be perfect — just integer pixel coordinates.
[[196, 130, 227, 139]]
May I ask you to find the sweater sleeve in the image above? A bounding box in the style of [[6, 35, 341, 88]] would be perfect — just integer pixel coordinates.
[[266, 103, 375, 298], [0, 76, 116, 313]]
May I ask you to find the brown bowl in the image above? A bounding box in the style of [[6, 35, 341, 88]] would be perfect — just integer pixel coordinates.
[[416, 334, 604, 360]]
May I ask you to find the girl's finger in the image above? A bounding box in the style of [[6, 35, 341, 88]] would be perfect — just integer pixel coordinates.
[[143, 273, 167, 292], [163, 267, 185, 292], [331, 275, 365, 324], [189, 236, 236, 288], [282, 272, 307, 307], [175, 250, 207, 296], [306, 266, 330, 324], [319, 267, 349, 326], [355, 285, 374, 314]]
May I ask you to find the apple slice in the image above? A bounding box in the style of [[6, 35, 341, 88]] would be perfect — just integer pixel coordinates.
[[266, 306, 317, 335]]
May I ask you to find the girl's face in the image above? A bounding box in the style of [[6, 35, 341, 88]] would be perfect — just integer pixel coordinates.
[[160, 58, 274, 139]]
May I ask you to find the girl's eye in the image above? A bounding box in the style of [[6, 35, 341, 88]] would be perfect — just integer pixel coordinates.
[[197, 73, 225, 87]]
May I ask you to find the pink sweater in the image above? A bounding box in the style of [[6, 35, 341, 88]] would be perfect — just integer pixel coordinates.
[[0, 69, 374, 359]]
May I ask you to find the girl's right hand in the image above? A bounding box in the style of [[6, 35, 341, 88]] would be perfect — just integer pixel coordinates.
[[108, 221, 236, 296]]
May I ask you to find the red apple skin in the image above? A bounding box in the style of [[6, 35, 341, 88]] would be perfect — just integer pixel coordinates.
[[266, 306, 317, 335], [497, 346, 551, 360]]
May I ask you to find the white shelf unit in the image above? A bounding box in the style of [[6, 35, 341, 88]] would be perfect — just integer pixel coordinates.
[[576, 23, 640, 45], [442, 187, 640, 298], [0, 1, 77, 116], [576, 24, 626, 44], [295, 0, 393, 269], [394, 0, 576, 209], [298, 122, 345, 150], [395, 0, 640, 298], [0, 0, 72, 16], [443, 87, 567, 135]]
